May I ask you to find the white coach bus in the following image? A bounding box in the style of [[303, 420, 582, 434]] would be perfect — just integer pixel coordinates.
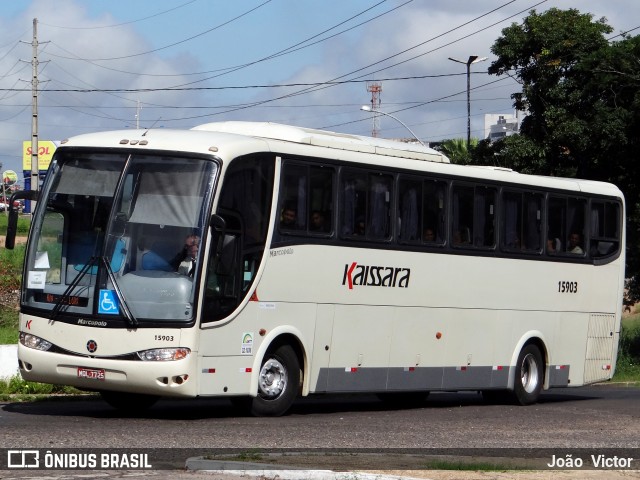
[[6, 121, 625, 416]]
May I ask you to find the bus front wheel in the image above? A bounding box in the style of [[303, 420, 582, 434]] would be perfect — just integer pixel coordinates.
[[247, 344, 300, 417], [513, 344, 543, 405]]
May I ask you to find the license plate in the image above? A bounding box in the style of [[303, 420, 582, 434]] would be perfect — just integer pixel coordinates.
[[77, 367, 105, 381]]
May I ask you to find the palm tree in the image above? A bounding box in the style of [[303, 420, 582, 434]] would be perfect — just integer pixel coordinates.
[[439, 138, 478, 164]]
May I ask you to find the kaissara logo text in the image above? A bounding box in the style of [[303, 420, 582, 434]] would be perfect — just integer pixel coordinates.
[[342, 262, 410, 290]]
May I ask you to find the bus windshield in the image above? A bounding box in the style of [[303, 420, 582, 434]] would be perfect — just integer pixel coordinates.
[[23, 149, 217, 324]]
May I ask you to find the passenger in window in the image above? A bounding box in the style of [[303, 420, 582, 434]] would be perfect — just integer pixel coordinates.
[[171, 234, 199, 276], [568, 232, 584, 254], [452, 229, 469, 246], [423, 227, 435, 242], [310, 210, 328, 232], [354, 217, 366, 236], [547, 238, 559, 253], [280, 205, 297, 229]]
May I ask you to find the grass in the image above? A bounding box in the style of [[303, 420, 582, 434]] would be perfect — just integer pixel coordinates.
[[0, 375, 82, 401], [0, 213, 31, 236], [0, 306, 18, 344], [0, 242, 24, 344], [614, 313, 640, 381], [0, 243, 24, 290], [422, 459, 528, 471]]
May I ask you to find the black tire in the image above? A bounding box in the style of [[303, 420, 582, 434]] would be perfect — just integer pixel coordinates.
[[246, 344, 300, 417], [100, 391, 159, 413], [513, 344, 544, 405]]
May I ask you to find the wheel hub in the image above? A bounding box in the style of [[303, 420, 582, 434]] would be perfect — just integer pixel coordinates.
[[258, 359, 287, 399], [520, 353, 539, 394]]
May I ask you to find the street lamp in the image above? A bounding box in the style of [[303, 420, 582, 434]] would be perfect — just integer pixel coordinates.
[[448, 55, 488, 148], [360, 105, 426, 147]]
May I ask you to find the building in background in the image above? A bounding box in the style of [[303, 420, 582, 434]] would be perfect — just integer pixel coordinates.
[[484, 113, 519, 142]]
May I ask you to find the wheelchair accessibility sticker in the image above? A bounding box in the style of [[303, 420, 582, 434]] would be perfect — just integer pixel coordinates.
[[98, 290, 119, 315]]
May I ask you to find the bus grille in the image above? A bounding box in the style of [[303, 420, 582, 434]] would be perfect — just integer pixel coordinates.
[[583, 313, 616, 384]]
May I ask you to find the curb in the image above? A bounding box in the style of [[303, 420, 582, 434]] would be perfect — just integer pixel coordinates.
[[186, 458, 419, 480]]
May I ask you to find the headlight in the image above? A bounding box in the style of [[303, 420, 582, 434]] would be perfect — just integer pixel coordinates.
[[20, 332, 53, 351], [136, 348, 190, 361]]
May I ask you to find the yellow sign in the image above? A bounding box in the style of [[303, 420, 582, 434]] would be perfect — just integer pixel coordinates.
[[3, 170, 18, 185], [22, 140, 57, 171]]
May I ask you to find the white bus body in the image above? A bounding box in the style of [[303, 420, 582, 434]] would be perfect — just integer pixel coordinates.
[[12, 122, 625, 415]]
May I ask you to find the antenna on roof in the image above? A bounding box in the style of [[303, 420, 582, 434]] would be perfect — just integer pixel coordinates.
[[142, 117, 162, 137]]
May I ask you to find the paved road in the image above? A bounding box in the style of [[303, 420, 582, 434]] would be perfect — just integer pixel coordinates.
[[2, 385, 639, 449], [0, 385, 638, 479]]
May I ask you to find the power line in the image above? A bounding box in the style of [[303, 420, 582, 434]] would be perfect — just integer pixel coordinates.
[[45, 1, 273, 62], [157, 0, 416, 89], [0, 71, 476, 93], [40, 0, 198, 30], [41, 0, 402, 82], [195, 0, 544, 122]]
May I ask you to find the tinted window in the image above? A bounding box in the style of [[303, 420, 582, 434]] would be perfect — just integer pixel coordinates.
[[502, 191, 543, 254], [341, 169, 393, 241]]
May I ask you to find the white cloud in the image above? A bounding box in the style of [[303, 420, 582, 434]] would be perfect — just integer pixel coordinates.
[[0, 0, 637, 176]]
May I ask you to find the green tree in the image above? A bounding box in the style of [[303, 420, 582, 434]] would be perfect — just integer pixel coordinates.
[[439, 137, 477, 164], [489, 8, 613, 176], [486, 8, 640, 300]]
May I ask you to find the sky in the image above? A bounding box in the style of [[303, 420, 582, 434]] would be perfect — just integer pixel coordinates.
[[0, 0, 638, 181]]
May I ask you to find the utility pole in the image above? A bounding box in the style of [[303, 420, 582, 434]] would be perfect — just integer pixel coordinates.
[[31, 18, 40, 195], [135, 100, 141, 129]]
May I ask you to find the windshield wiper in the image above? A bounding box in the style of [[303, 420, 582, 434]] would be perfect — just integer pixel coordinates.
[[50, 255, 137, 328], [51, 257, 97, 320], [100, 256, 137, 328]]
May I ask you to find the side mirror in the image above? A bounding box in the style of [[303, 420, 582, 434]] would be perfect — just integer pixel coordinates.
[[210, 213, 227, 256], [210, 214, 226, 233], [5, 190, 38, 250]]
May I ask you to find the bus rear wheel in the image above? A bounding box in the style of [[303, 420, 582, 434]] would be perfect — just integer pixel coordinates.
[[513, 344, 543, 405], [246, 344, 300, 417], [100, 391, 159, 413]]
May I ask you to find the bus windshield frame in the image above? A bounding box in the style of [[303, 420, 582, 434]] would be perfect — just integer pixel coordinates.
[[21, 148, 218, 327]]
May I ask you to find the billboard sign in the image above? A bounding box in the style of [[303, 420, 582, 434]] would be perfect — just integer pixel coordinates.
[[22, 140, 58, 171]]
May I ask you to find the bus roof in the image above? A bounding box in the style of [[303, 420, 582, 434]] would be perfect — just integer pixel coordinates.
[[59, 121, 622, 199], [192, 121, 450, 164]]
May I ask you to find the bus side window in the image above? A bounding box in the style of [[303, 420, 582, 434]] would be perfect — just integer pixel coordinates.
[[398, 177, 421, 243], [278, 164, 307, 233], [502, 191, 543, 253], [423, 180, 447, 245], [340, 171, 367, 237], [590, 200, 620, 258], [398, 177, 446, 246], [451, 184, 496, 249], [340, 169, 392, 241], [547, 196, 586, 256], [369, 174, 393, 240], [308, 166, 334, 235], [547, 197, 566, 255], [276, 162, 334, 239], [451, 185, 473, 247]]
